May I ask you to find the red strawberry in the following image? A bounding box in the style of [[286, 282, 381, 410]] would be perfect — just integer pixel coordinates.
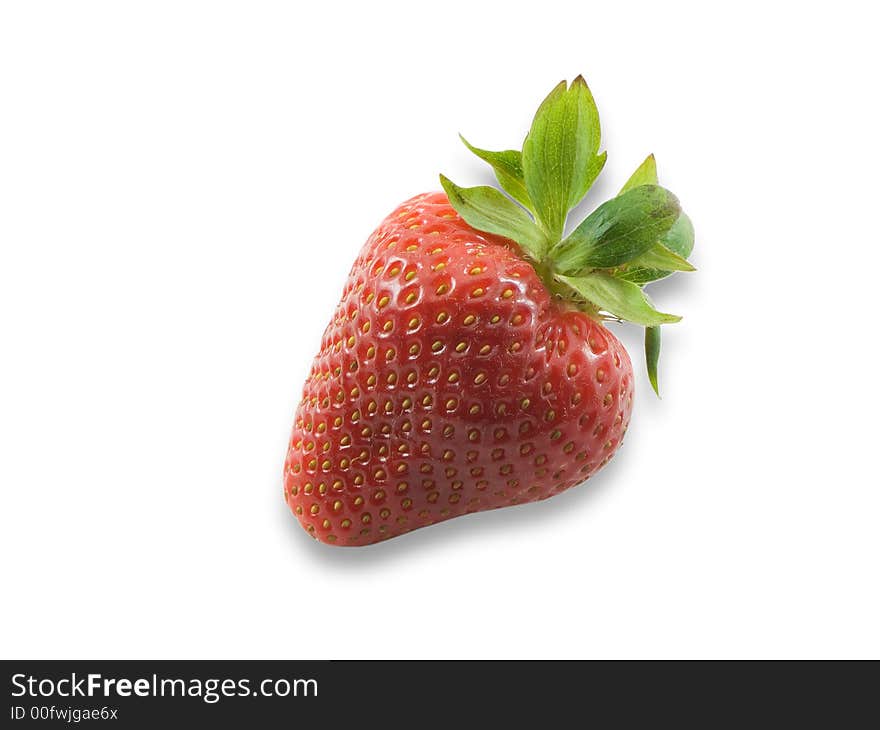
[[284, 77, 695, 546]]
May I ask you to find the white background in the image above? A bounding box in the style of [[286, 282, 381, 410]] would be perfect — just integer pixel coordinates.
[[2, 1, 878, 659]]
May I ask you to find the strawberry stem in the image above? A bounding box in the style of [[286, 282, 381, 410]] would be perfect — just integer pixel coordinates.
[[441, 76, 696, 394]]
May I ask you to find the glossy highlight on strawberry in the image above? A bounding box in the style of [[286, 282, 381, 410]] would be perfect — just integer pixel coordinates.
[[284, 193, 634, 545], [283, 76, 695, 546]]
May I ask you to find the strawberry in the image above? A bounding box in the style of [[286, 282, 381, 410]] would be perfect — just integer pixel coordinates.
[[284, 76, 695, 546]]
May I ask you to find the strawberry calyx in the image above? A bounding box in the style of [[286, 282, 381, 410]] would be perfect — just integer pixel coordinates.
[[440, 75, 696, 396]]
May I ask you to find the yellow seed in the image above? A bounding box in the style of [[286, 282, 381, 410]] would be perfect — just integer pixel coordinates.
[[405, 271, 416, 281], [502, 288, 513, 299], [405, 292, 417, 304], [378, 296, 389, 308], [408, 317, 420, 329], [479, 344, 491, 355], [471, 287, 485, 298], [455, 342, 467, 352], [474, 373, 487, 384], [463, 314, 476, 326], [310, 504, 319, 515], [436, 283, 449, 295]]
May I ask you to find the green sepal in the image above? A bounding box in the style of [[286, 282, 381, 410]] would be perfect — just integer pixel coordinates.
[[616, 213, 695, 285], [549, 185, 680, 273], [439, 175, 547, 260], [575, 150, 607, 204], [557, 272, 681, 326], [620, 153, 659, 193], [459, 136, 532, 212], [662, 210, 695, 259], [521, 76, 603, 240], [645, 326, 661, 397], [627, 242, 696, 272]]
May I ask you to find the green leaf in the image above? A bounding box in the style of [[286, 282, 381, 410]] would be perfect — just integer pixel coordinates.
[[459, 136, 532, 211], [521, 77, 602, 240], [645, 326, 661, 397], [550, 185, 680, 273], [619, 154, 658, 193], [627, 242, 696, 272], [616, 213, 695, 285], [439, 175, 547, 260], [557, 273, 681, 326]]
